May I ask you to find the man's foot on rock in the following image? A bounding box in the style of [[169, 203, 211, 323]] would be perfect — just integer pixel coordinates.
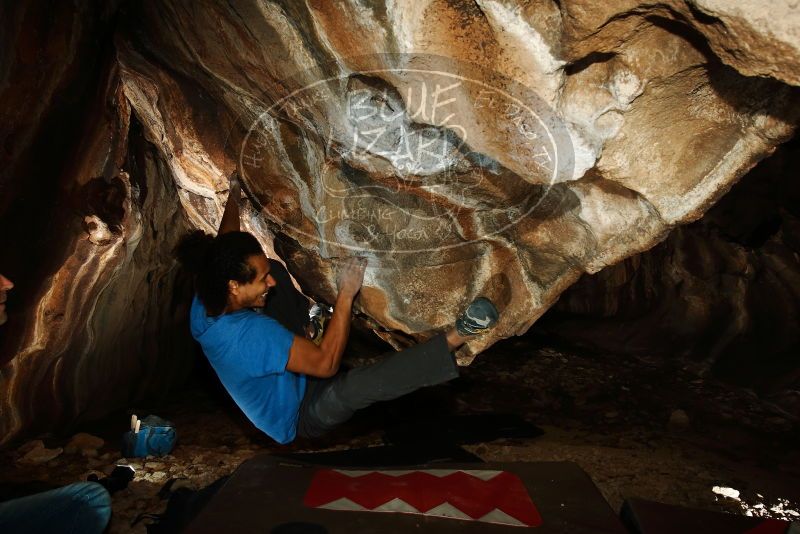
[[455, 297, 499, 336]]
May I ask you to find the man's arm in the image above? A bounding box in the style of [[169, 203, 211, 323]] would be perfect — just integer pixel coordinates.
[[286, 257, 366, 378], [218, 172, 242, 235]]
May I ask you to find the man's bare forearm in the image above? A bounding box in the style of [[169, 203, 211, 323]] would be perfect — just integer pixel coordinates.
[[316, 256, 366, 375], [317, 292, 354, 375]]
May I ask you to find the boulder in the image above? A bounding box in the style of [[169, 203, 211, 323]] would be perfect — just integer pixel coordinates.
[[65, 433, 106, 456], [0, 0, 798, 445], [668, 409, 691, 432], [19, 446, 64, 465]]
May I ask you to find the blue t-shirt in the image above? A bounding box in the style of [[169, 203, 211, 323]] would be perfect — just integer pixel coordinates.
[[190, 296, 305, 444]]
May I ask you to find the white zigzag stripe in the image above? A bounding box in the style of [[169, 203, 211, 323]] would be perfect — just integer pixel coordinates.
[[478, 508, 527, 527], [318, 497, 367, 512], [317, 499, 528, 527], [372, 497, 420, 513], [425, 502, 472, 520], [459, 470, 503, 481]]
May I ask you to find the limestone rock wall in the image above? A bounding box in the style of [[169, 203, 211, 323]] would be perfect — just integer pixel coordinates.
[[114, 0, 799, 358], [0, 2, 195, 443], [1, 0, 799, 443], [539, 138, 800, 396]]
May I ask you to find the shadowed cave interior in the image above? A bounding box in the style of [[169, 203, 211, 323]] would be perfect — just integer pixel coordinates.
[[1, 1, 799, 533]]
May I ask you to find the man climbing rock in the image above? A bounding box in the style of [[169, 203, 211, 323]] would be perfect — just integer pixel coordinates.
[[176, 172, 500, 444]]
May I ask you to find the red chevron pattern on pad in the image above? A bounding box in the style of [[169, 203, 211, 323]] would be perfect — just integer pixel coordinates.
[[303, 469, 543, 527]]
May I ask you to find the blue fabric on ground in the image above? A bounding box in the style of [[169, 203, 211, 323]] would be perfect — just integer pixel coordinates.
[[190, 295, 304, 444], [0, 482, 111, 534]]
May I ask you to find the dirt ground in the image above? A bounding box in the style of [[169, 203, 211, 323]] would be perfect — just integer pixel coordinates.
[[1, 337, 798, 532]]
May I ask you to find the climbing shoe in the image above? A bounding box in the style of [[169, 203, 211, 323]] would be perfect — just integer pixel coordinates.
[[455, 297, 499, 336]]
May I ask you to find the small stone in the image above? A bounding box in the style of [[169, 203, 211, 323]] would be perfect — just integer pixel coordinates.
[[17, 440, 44, 455], [88, 457, 107, 468], [604, 411, 618, 419], [712, 486, 740, 500], [144, 462, 166, 470], [19, 446, 63, 465], [49, 458, 66, 468], [668, 409, 690, 431], [65, 433, 105, 456], [144, 471, 168, 483]]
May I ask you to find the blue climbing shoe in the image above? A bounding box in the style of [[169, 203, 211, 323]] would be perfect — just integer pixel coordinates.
[[455, 297, 499, 336]]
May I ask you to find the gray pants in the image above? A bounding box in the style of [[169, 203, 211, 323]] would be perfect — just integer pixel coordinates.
[[263, 261, 459, 438], [296, 335, 459, 438]]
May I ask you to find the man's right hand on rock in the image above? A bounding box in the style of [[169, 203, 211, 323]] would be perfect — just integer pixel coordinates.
[[337, 257, 367, 300]]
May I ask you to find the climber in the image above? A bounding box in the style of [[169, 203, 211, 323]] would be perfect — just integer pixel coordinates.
[[175, 172, 500, 444], [0, 273, 113, 534]]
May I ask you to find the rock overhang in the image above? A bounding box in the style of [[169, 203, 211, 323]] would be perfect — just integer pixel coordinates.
[[1, 0, 799, 444]]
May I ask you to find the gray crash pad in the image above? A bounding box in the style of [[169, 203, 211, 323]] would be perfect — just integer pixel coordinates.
[[186, 454, 625, 533]]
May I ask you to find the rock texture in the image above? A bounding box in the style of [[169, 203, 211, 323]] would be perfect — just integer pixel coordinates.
[[539, 137, 800, 394], [1, 0, 800, 443], [0, 2, 195, 444], [113, 0, 800, 356]]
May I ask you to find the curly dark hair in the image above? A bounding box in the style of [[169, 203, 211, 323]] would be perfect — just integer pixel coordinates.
[[175, 230, 264, 316]]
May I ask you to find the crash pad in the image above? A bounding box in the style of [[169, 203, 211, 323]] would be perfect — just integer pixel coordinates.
[[185, 454, 625, 533]]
